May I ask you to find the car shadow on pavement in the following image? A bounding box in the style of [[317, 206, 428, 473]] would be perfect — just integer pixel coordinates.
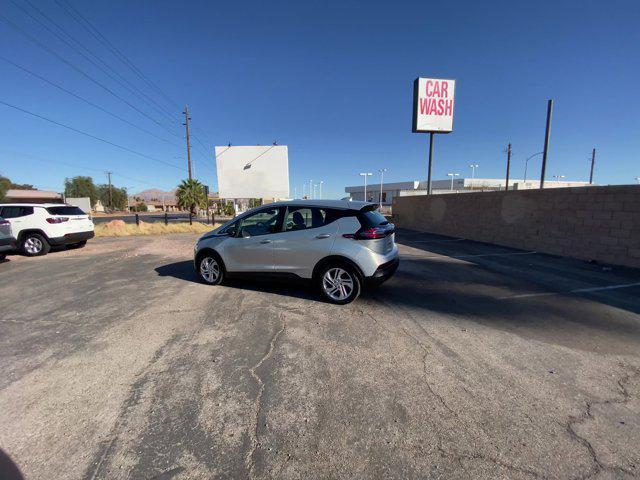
[[0, 449, 24, 480], [155, 260, 325, 302]]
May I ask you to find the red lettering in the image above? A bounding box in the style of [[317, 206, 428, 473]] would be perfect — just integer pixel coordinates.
[[441, 82, 449, 98], [444, 100, 453, 115], [437, 99, 445, 115], [425, 80, 433, 96], [419, 98, 429, 114]]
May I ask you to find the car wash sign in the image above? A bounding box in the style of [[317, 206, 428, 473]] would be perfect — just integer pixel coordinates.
[[412, 77, 456, 133]]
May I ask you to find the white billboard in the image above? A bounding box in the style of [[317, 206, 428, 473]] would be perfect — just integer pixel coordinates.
[[412, 77, 456, 133], [215, 145, 289, 199]]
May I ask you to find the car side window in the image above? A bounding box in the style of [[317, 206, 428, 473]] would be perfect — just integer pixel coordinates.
[[237, 208, 281, 237], [284, 207, 339, 231], [1, 206, 33, 218]]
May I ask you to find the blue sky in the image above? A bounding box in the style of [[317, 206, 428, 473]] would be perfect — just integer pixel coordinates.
[[1, 0, 639, 198]]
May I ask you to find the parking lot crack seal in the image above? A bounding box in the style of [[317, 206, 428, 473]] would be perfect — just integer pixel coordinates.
[[245, 315, 286, 479], [565, 363, 640, 480]]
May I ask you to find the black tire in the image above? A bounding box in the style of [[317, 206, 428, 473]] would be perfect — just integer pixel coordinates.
[[68, 240, 87, 249], [317, 262, 362, 304], [196, 252, 225, 285], [0, 253, 6, 262], [21, 233, 50, 257]]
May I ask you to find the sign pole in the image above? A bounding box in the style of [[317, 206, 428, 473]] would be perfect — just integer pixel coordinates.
[[427, 132, 434, 195]]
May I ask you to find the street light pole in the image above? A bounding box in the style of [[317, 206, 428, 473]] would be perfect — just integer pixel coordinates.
[[447, 172, 459, 191], [378, 168, 387, 208], [524, 152, 543, 182], [319, 181, 323, 199], [540, 99, 553, 189], [309, 179, 313, 199], [359, 172, 373, 201], [469, 164, 479, 180]]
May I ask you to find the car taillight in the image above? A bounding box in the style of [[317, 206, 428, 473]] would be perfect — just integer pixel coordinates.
[[46, 217, 69, 224], [357, 227, 389, 239], [343, 225, 394, 240], [0, 220, 9, 226]]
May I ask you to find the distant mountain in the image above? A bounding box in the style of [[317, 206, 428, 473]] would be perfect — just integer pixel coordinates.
[[131, 188, 176, 201]]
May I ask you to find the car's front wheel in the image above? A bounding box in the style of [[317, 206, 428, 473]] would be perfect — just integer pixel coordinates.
[[318, 263, 361, 304], [197, 253, 224, 285], [22, 233, 50, 256]]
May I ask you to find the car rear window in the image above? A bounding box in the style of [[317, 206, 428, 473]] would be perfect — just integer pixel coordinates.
[[358, 209, 388, 228], [46, 206, 86, 215]]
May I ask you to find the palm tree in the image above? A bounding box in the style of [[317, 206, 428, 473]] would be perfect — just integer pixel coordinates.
[[176, 179, 207, 214]]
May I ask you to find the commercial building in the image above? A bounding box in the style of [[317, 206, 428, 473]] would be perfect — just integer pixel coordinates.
[[345, 178, 592, 205]]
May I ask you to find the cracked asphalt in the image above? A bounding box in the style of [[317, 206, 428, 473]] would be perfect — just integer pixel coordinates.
[[1, 231, 639, 479]]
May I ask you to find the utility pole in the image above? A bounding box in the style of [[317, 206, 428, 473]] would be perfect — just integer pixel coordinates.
[[505, 143, 512, 191], [183, 105, 192, 180], [106, 171, 113, 209], [540, 99, 553, 189], [319, 181, 323, 199], [309, 179, 313, 199], [589, 148, 596, 184]]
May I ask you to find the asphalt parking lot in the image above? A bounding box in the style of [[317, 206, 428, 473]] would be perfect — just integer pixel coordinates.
[[1, 231, 639, 480]]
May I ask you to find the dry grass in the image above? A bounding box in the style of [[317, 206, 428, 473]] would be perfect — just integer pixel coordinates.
[[95, 220, 220, 237]]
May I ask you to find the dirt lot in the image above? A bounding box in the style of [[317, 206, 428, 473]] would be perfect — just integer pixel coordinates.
[[1, 232, 639, 479]]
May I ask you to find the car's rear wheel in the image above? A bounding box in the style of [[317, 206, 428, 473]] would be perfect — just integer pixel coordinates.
[[318, 263, 361, 304], [197, 254, 224, 285], [22, 233, 50, 256]]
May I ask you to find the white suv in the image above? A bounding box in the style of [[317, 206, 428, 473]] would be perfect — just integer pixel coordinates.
[[0, 203, 95, 256]]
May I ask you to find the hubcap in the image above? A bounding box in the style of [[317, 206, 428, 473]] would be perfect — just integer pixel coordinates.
[[200, 257, 220, 283], [322, 268, 354, 301], [25, 237, 43, 254]]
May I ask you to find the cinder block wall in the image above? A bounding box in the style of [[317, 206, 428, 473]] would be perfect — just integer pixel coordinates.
[[393, 185, 640, 268]]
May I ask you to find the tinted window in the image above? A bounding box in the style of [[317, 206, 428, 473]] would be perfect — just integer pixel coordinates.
[[237, 208, 281, 237], [47, 206, 85, 215], [358, 209, 388, 228], [283, 207, 355, 231], [0, 206, 34, 218]]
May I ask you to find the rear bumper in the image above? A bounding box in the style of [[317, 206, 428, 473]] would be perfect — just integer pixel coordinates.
[[0, 237, 16, 252], [365, 256, 399, 286], [49, 230, 95, 246]]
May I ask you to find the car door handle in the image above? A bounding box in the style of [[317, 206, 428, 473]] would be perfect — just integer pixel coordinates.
[[260, 239, 272, 244], [315, 234, 331, 239]]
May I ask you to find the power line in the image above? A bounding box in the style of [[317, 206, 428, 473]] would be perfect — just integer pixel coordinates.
[[0, 99, 184, 172], [0, 149, 167, 189], [55, 0, 181, 112], [0, 55, 181, 148], [11, 0, 180, 130], [0, 12, 176, 137]]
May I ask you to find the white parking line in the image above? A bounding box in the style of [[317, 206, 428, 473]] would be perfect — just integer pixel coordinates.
[[499, 282, 640, 300]]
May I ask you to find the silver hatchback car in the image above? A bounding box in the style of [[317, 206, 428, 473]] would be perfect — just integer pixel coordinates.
[[194, 200, 399, 304]]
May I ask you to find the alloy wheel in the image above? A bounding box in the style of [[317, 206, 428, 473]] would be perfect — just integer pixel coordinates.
[[200, 257, 220, 283], [322, 267, 354, 301], [24, 237, 43, 255]]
